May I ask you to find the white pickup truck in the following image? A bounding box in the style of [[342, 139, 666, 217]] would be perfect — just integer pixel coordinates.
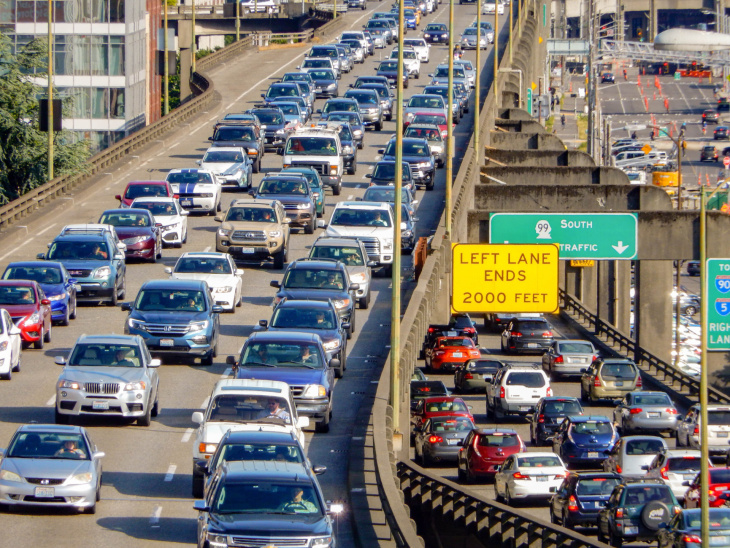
[[282, 126, 343, 195]]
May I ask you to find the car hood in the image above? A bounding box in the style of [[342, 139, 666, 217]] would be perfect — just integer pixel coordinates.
[[114, 227, 155, 240], [277, 288, 349, 302], [169, 273, 237, 288], [130, 310, 211, 323], [1, 303, 38, 317], [62, 366, 148, 383], [169, 181, 218, 194], [201, 161, 247, 176], [383, 153, 432, 165], [3, 457, 93, 479], [257, 194, 311, 204], [236, 367, 326, 385], [326, 225, 393, 238], [202, 422, 293, 444], [53, 259, 108, 270], [38, 283, 66, 297], [208, 513, 331, 536]]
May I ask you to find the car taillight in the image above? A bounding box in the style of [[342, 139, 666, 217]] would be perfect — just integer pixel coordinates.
[[542, 331, 552, 338], [500, 386, 505, 398], [513, 472, 529, 480], [594, 377, 602, 387], [568, 495, 578, 512], [428, 435, 443, 444], [629, 408, 643, 414], [538, 414, 545, 423], [428, 327, 435, 333], [616, 465, 622, 474], [511, 331, 522, 338], [660, 466, 669, 480], [636, 376, 642, 388], [666, 408, 678, 414], [464, 373, 473, 380], [709, 488, 717, 502], [554, 355, 564, 364], [694, 426, 700, 436], [546, 387, 553, 397], [682, 534, 702, 544], [615, 508, 624, 518], [463, 327, 476, 334]]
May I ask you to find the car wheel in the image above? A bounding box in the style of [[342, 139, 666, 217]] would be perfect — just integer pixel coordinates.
[[486, 398, 494, 419], [609, 531, 623, 547], [495, 405, 506, 421], [253, 157, 261, 173], [61, 306, 70, 327], [34, 328, 44, 349], [426, 179, 434, 191], [676, 428, 685, 446], [550, 510, 558, 524], [530, 426, 536, 446], [348, 162, 357, 175], [109, 284, 118, 307], [315, 411, 330, 433], [358, 292, 370, 309], [70, 298, 77, 320], [183, 228, 188, 244], [201, 348, 215, 366], [54, 409, 68, 425], [562, 509, 571, 528], [12, 355, 20, 373], [192, 472, 205, 498], [597, 526, 607, 543], [273, 247, 286, 270], [466, 467, 476, 484], [304, 218, 315, 235], [44, 322, 52, 343], [457, 466, 466, 481], [684, 305, 697, 316], [375, 120, 382, 131], [137, 400, 153, 426], [1, 368, 10, 381], [151, 395, 160, 417], [85, 503, 97, 515], [504, 486, 514, 506], [333, 183, 341, 196]]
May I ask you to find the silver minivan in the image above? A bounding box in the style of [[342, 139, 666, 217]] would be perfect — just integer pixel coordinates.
[[602, 435, 668, 479]]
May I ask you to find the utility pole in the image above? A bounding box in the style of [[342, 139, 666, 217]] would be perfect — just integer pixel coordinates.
[[47, 0, 54, 181], [445, 0, 454, 237], [474, 0, 482, 158], [586, 0, 596, 160], [192, 0, 196, 73], [163, 0, 169, 116]]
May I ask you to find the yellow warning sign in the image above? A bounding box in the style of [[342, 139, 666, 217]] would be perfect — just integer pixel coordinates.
[[570, 259, 595, 267]]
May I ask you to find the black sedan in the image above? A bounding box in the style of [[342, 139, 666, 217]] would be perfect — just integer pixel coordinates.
[[453, 358, 505, 393], [377, 60, 409, 89], [701, 145, 719, 162], [207, 122, 265, 172], [423, 23, 449, 43], [410, 380, 449, 411], [379, 137, 435, 190], [248, 105, 290, 151], [715, 125, 730, 140], [321, 111, 365, 150], [366, 160, 415, 190], [601, 73, 615, 83]]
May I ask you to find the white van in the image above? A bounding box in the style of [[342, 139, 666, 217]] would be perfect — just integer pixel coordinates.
[[614, 151, 667, 169]]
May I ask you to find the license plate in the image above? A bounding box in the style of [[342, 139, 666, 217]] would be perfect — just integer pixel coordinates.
[[614, 381, 624, 387], [160, 339, 174, 347], [711, 537, 729, 546], [180, 199, 193, 207], [647, 412, 660, 418], [527, 343, 538, 348], [92, 401, 109, 410], [520, 406, 531, 412], [718, 432, 729, 438], [240, 248, 255, 254], [433, 37, 439, 41], [447, 438, 460, 445], [453, 352, 462, 357], [684, 474, 696, 480], [34, 487, 54, 498], [624, 527, 639, 535], [536, 476, 548, 482], [587, 452, 599, 458], [446, 331, 457, 336], [483, 374, 492, 381]]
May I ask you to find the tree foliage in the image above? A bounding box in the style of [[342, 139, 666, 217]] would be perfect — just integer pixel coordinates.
[[0, 34, 90, 205]]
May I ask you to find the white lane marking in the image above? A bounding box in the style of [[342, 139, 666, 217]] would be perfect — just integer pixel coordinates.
[[37, 223, 57, 236], [46, 395, 56, 406], [181, 428, 194, 443], [164, 465, 177, 482], [347, 194, 354, 200], [229, 52, 309, 107], [150, 505, 162, 526], [201, 397, 210, 409], [221, 367, 232, 378], [204, 245, 212, 252]]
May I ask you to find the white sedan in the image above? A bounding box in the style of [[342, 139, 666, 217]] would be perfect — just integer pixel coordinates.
[[0, 308, 22, 380], [165, 252, 243, 312], [482, 0, 505, 14], [130, 197, 188, 248], [165, 168, 222, 215], [494, 452, 568, 505], [403, 38, 430, 63]]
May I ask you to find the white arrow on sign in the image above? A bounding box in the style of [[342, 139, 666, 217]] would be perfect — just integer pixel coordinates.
[[612, 241, 630, 254]]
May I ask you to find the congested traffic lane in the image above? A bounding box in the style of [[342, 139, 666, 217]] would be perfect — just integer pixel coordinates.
[[0, 3, 493, 547]]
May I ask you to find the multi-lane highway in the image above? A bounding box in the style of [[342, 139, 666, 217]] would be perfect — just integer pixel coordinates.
[[0, 3, 494, 546]]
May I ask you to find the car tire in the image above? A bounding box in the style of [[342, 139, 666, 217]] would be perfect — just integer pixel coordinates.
[[137, 400, 153, 427], [12, 355, 20, 374], [61, 306, 71, 327], [1, 368, 10, 381], [85, 503, 97, 515], [315, 411, 330, 433], [253, 157, 261, 173], [151, 394, 160, 417], [684, 305, 697, 316], [192, 473, 205, 499], [109, 284, 118, 307], [54, 409, 68, 425], [457, 466, 466, 481], [34, 328, 44, 349], [70, 298, 77, 320], [358, 292, 370, 309], [562, 509, 571, 528], [504, 486, 514, 506], [44, 322, 52, 343], [348, 162, 357, 175], [426, 179, 434, 191], [375, 120, 382, 131], [597, 526, 607, 543], [333, 183, 341, 196], [486, 398, 494, 419], [304, 218, 315, 235], [201, 348, 215, 366], [273, 247, 287, 270], [383, 264, 393, 277]]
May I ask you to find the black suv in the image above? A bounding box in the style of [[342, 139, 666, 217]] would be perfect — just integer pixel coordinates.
[[500, 317, 554, 354], [271, 259, 358, 338], [251, 174, 317, 234], [248, 105, 290, 152], [597, 479, 680, 546], [259, 299, 349, 378], [194, 460, 334, 548], [528, 396, 584, 446], [208, 122, 265, 172]]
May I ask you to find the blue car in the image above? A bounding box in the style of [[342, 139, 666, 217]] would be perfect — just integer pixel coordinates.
[[404, 9, 418, 29], [1, 261, 78, 325], [122, 279, 222, 365], [551, 415, 617, 467], [549, 472, 622, 527]]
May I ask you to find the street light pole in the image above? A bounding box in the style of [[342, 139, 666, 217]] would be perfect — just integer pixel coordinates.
[[47, 0, 54, 181], [445, 0, 454, 238], [192, 0, 196, 73], [473, 0, 481, 156], [163, 0, 169, 116]]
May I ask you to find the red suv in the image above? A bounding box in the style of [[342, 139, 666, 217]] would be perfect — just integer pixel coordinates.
[[457, 428, 526, 483], [115, 181, 177, 208], [0, 280, 52, 349]]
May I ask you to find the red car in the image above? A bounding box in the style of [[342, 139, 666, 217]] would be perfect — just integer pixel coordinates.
[[684, 467, 730, 508], [411, 396, 474, 431], [425, 336, 480, 372], [98, 209, 162, 262], [457, 428, 526, 483], [115, 181, 177, 208], [0, 280, 52, 349], [409, 112, 454, 139]]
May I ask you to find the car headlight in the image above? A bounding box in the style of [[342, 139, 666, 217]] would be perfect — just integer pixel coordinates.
[[353, 129, 363, 136], [218, 228, 231, 237], [212, 286, 233, 293], [48, 292, 67, 301], [67, 472, 93, 485], [383, 239, 393, 250], [58, 380, 81, 390], [123, 381, 146, 391], [327, 83, 337, 89], [296, 203, 310, 210], [206, 533, 227, 546], [342, 145, 353, 154], [332, 298, 351, 309], [301, 384, 327, 398], [123, 236, 150, 245], [20, 313, 40, 326], [189, 320, 210, 332], [323, 339, 341, 351], [418, 161, 432, 168], [312, 537, 334, 547], [441, 33, 448, 38], [0, 470, 23, 483], [268, 230, 281, 237], [350, 273, 367, 283], [93, 266, 112, 279], [199, 442, 218, 455], [164, 222, 181, 230]]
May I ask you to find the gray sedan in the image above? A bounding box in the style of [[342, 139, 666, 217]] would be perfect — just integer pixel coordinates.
[[414, 416, 475, 466], [541, 339, 596, 377], [613, 391, 680, 435], [0, 423, 104, 513]]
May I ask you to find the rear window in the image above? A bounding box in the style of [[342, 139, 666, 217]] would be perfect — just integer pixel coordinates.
[[424, 400, 468, 413], [667, 457, 702, 472], [633, 394, 672, 406], [468, 360, 502, 370], [576, 477, 621, 496], [710, 469, 730, 483], [438, 338, 473, 348], [515, 321, 549, 331], [412, 382, 448, 396], [708, 410, 730, 425], [477, 434, 519, 447], [431, 417, 474, 432], [625, 439, 665, 455], [571, 421, 613, 435], [517, 455, 562, 468], [624, 486, 673, 505], [557, 342, 593, 353], [505, 372, 545, 388], [543, 400, 582, 415], [600, 363, 636, 379]]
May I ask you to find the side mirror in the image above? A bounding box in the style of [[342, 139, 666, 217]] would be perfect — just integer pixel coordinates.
[[207, 136, 213, 141], [316, 109, 323, 114], [212, 305, 224, 313], [641, 465, 649, 470], [192, 411, 205, 424], [317, 220, 327, 228], [92, 451, 106, 459], [260, 93, 265, 98], [329, 358, 341, 369], [580, 368, 588, 373], [283, 217, 292, 224], [613, 400, 622, 406], [682, 480, 690, 486], [412, 217, 420, 222], [226, 355, 237, 366], [235, 269, 244, 276], [313, 465, 327, 475], [367, 261, 378, 267], [41, 299, 50, 306], [277, 148, 284, 156], [247, 189, 256, 196], [349, 283, 360, 291], [196, 160, 202, 166], [55, 356, 67, 366], [259, 320, 268, 327], [494, 465, 501, 472], [377, 149, 385, 154], [365, 173, 372, 178], [676, 415, 683, 421], [120, 302, 132, 311], [549, 486, 557, 493], [341, 322, 351, 331], [180, 210, 189, 216], [164, 267, 173, 275], [149, 359, 161, 368], [297, 416, 310, 428], [193, 459, 209, 477], [214, 215, 223, 222], [36, 253, 46, 260], [270, 280, 281, 288], [193, 500, 209, 512], [115, 195, 122, 201]]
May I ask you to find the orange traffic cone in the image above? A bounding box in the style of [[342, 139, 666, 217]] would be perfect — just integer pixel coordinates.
[[569, 81, 573, 93]]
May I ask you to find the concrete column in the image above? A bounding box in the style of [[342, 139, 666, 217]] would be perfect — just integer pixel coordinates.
[[565, 264, 581, 297], [581, 263, 598, 314], [596, 260, 613, 324], [615, 261, 632, 335], [635, 260, 672, 363]]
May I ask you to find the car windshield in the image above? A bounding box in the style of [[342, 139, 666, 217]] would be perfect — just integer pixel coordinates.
[[303, 59, 331, 68], [426, 24, 446, 31], [271, 307, 337, 329], [505, 372, 545, 388], [431, 417, 474, 432], [405, 126, 442, 142], [285, 137, 338, 156], [240, 342, 322, 368], [543, 400, 583, 415], [214, 126, 256, 141], [174, 257, 232, 274], [307, 69, 335, 81], [310, 245, 365, 266], [379, 61, 398, 71], [211, 482, 323, 515], [135, 289, 207, 312], [624, 486, 674, 505], [632, 394, 672, 406], [330, 208, 392, 227], [434, 66, 465, 78], [517, 456, 562, 467], [346, 91, 377, 105], [124, 185, 168, 199], [3, 266, 62, 285], [576, 477, 621, 496], [259, 178, 308, 195], [477, 433, 519, 447], [203, 150, 245, 163], [708, 411, 730, 425], [215, 442, 304, 468], [0, 285, 34, 304], [385, 141, 428, 157], [275, 103, 300, 115], [363, 188, 411, 203], [373, 163, 411, 180], [166, 171, 215, 184], [625, 439, 666, 455], [516, 321, 548, 331], [600, 363, 636, 379], [283, 268, 345, 290], [7, 432, 90, 460], [68, 343, 143, 368], [133, 201, 178, 216], [47, 241, 112, 261], [310, 47, 336, 58], [225, 207, 277, 223], [557, 342, 593, 353], [99, 212, 151, 227], [571, 421, 613, 435], [266, 85, 298, 99], [324, 101, 358, 113], [463, 28, 481, 36], [667, 457, 702, 471], [255, 112, 284, 125], [208, 395, 292, 424], [412, 114, 446, 126]]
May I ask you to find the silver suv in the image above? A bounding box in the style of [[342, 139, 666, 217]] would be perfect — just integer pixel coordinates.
[[54, 334, 160, 426], [309, 236, 374, 308], [486, 364, 552, 419]]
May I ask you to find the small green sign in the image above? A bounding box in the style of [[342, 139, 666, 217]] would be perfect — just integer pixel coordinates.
[[489, 213, 638, 260], [526, 87, 533, 113], [674, 72, 681, 81], [706, 259, 730, 351]]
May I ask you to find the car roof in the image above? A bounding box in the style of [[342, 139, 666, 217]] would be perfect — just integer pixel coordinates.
[[334, 201, 391, 211], [5, 261, 65, 270], [212, 378, 290, 397], [140, 279, 208, 290], [473, 428, 518, 435], [514, 452, 561, 459], [223, 430, 299, 444], [125, 180, 168, 186], [130, 197, 177, 204], [178, 252, 231, 260], [76, 333, 143, 345], [18, 423, 85, 435], [288, 258, 344, 271], [51, 233, 108, 242], [229, 199, 280, 208], [167, 168, 212, 174], [312, 237, 365, 247], [222, 460, 314, 484], [247, 330, 323, 343], [0, 279, 37, 288], [102, 208, 154, 216], [566, 415, 611, 423], [275, 299, 334, 311]]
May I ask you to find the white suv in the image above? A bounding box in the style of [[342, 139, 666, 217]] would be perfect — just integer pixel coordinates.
[[486, 364, 552, 420], [676, 405, 730, 454], [190, 378, 310, 497]]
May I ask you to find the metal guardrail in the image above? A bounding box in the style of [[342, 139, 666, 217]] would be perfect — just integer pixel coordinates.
[[560, 290, 730, 406], [398, 462, 607, 548]]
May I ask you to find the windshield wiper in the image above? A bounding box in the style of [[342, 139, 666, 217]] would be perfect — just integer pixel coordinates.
[[277, 361, 316, 369], [241, 361, 277, 367]]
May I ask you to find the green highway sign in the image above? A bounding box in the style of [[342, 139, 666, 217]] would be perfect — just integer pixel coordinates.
[[706, 258, 730, 351], [489, 213, 638, 260]]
